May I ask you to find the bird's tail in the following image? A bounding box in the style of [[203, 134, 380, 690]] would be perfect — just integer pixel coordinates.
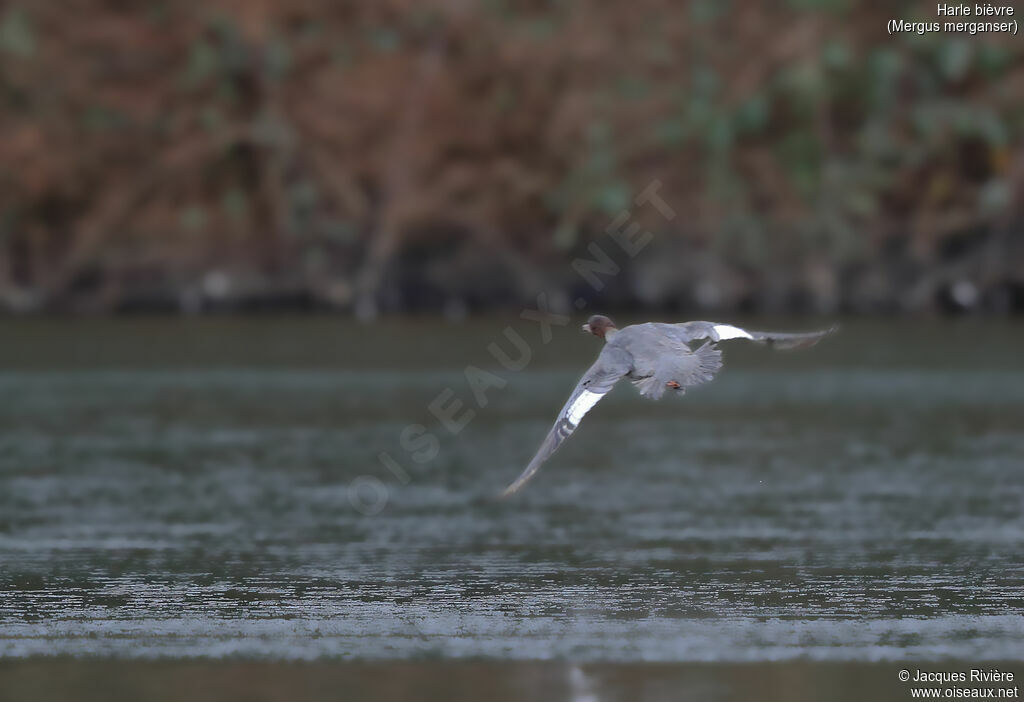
[[691, 338, 723, 382]]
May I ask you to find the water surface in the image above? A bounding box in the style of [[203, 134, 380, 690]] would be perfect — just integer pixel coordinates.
[[1, 317, 1022, 664]]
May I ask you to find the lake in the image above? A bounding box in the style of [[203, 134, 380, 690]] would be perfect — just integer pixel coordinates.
[[1, 317, 1022, 700]]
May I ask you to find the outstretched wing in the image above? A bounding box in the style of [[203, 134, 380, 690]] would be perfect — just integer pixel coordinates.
[[501, 346, 631, 497], [673, 322, 837, 350]]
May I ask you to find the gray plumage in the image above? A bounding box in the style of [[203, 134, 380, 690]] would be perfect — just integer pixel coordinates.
[[614, 324, 723, 400], [500, 317, 835, 497]]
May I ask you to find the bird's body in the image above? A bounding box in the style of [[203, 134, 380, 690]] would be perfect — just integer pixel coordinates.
[[501, 316, 835, 496]]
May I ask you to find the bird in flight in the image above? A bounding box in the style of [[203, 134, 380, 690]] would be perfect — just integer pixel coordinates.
[[501, 315, 835, 496]]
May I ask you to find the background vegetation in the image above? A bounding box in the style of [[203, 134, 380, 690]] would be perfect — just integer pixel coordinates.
[[1, 0, 1022, 316]]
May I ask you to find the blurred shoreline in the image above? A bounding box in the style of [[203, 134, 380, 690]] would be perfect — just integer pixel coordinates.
[[1, 251, 1022, 319]]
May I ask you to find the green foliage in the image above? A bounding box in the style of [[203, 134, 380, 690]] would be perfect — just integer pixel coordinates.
[[221, 189, 249, 222], [179, 206, 207, 234], [0, 8, 34, 58], [367, 26, 400, 53]]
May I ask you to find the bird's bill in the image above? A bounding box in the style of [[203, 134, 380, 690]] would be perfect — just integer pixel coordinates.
[[581, 323, 591, 333]]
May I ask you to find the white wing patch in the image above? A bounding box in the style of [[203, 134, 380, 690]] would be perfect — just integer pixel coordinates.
[[566, 390, 603, 426], [713, 324, 753, 341]]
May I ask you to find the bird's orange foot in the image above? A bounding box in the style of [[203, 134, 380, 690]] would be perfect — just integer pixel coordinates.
[[666, 380, 681, 389]]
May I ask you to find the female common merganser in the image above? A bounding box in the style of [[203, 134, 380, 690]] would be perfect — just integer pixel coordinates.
[[501, 315, 835, 496]]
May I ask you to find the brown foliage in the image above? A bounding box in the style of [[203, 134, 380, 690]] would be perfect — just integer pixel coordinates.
[[1, 0, 1022, 314]]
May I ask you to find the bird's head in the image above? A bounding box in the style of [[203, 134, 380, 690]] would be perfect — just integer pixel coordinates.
[[582, 315, 617, 339]]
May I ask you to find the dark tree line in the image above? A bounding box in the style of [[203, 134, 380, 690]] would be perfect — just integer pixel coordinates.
[[1, 0, 1022, 315]]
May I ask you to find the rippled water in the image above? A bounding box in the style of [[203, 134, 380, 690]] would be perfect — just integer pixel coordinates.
[[1, 317, 1023, 669]]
